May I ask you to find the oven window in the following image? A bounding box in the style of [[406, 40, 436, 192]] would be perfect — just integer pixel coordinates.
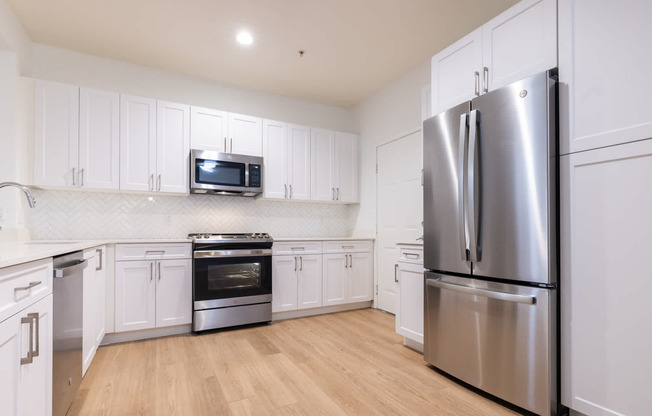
[[194, 255, 272, 301], [207, 263, 262, 291], [196, 159, 245, 187]]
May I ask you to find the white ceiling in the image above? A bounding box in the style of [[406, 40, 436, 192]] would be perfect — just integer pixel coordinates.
[[7, 0, 517, 108]]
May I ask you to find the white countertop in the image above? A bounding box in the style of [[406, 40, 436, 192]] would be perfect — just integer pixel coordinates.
[[274, 237, 375, 242]]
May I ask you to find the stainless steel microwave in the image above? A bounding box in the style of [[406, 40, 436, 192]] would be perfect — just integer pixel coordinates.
[[190, 149, 263, 197]]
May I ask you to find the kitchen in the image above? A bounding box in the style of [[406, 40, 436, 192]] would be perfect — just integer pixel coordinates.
[[1, 0, 651, 415]]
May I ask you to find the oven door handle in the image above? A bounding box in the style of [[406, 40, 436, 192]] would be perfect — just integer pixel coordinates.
[[194, 249, 273, 259]]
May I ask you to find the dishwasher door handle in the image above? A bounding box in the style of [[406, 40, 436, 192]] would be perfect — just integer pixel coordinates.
[[54, 259, 88, 278]]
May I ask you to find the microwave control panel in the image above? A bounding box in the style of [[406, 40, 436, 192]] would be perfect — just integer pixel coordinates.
[[249, 164, 261, 188]]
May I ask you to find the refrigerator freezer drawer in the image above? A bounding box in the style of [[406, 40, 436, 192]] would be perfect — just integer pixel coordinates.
[[424, 272, 557, 416]]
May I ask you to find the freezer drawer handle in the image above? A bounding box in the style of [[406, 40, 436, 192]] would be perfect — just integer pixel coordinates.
[[426, 278, 536, 305]]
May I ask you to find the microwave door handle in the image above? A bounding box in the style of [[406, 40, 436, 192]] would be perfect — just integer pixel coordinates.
[[458, 113, 470, 261], [468, 109, 480, 262]]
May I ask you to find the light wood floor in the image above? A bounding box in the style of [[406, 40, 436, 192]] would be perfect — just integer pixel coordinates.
[[69, 309, 521, 416]]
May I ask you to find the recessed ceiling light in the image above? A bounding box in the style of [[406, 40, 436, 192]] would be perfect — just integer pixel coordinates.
[[236, 30, 254, 46]]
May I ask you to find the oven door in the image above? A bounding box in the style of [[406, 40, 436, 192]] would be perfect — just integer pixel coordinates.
[[193, 249, 272, 310]]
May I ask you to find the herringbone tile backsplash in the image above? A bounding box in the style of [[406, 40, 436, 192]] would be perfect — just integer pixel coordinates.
[[27, 190, 356, 239]]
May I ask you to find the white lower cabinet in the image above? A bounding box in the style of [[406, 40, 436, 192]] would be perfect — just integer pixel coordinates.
[[82, 246, 106, 376], [0, 259, 54, 416], [561, 139, 652, 416], [322, 241, 373, 306], [272, 254, 322, 312], [114, 244, 192, 332], [395, 244, 424, 347]]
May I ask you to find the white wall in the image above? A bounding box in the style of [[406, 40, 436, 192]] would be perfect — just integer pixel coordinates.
[[351, 60, 430, 235], [28, 43, 356, 133]]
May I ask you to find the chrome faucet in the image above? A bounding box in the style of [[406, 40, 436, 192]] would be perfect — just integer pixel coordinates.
[[0, 182, 36, 208]]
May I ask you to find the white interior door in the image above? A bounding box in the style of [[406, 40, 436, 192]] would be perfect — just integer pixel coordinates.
[[376, 131, 423, 313]]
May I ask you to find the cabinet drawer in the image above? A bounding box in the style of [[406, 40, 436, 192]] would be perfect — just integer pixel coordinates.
[[115, 243, 191, 261], [322, 240, 373, 253], [273, 241, 322, 255], [0, 258, 53, 323], [396, 245, 424, 264]]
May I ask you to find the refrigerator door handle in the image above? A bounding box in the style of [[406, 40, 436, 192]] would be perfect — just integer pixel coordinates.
[[426, 278, 536, 305], [467, 109, 481, 262], [458, 113, 470, 261]]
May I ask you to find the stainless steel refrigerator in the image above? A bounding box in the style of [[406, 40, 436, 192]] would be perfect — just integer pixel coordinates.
[[423, 69, 558, 416]]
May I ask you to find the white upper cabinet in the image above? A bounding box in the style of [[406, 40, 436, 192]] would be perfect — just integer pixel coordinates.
[[311, 128, 358, 203], [35, 81, 120, 190], [263, 120, 311, 200], [156, 101, 190, 194], [189, 106, 228, 152], [559, 0, 652, 154], [228, 112, 263, 156], [120, 95, 189, 194], [431, 0, 557, 115]]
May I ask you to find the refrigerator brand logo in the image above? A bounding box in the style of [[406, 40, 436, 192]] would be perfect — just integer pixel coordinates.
[[519, 90, 528, 98]]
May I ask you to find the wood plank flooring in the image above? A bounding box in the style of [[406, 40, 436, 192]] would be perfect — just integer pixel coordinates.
[[68, 309, 521, 416]]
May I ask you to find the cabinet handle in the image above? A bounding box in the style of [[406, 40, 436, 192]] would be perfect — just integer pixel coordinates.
[[336, 188, 340, 200], [150, 263, 153, 281], [300, 256, 303, 271], [404, 253, 420, 260], [394, 264, 398, 282], [344, 254, 349, 268], [230, 138, 233, 153], [224, 137, 227, 152], [289, 184, 293, 199], [157, 174, 161, 191], [96, 249, 103, 271], [291, 247, 305, 250], [284, 184, 288, 199], [14, 281, 42, 292], [349, 254, 353, 268], [20, 314, 36, 365], [158, 262, 161, 280], [483, 66, 489, 93], [341, 245, 354, 249], [80, 168, 84, 187], [149, 174, 154, 191], [331, 188, 335, 200], [72, 167, 76, 186], [474, 71, 480, 96], [294, 257, 297, 272], [30, 312, 40, 357]]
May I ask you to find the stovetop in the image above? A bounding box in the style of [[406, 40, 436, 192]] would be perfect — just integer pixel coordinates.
[[188, 233, 273, 245]]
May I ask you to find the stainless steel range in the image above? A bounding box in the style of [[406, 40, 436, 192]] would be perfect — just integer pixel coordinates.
[[189, 233, 273, 332]]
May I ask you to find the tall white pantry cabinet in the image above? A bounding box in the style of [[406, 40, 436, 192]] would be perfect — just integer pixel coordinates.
[[559, 1, 652, 415]]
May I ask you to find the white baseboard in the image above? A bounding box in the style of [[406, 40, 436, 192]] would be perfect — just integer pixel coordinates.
[[101, 324, 191, 345], [272, 301, 372, 321]]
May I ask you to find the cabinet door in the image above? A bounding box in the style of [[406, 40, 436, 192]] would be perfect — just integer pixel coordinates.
[[190, 106, 227, 152], [228, 112, 262, 156], [334, 132, 358, 203], [482, 0, 556, 92], [262, 120, 288, 199], [34, 80, 79, 187], [0, 310, 21, 416], [396, 262, 424, 344], [79, 88, 120, 190], [288, 124, 311, 200], [82, 249, 97, 376], [94, 247, 106, 349], [558, 0, 652, 154], [114, 260, 156, 331], [297, 255, 322, 310], [17, 295, 53, 416], [431, 28, 482, 115], [272, 256, 298, 312], [155, 259, 192, 327], [322, 254, 347, 306], [347, 252, 373, 302], [561, 140, 652, 415], [311, 128, 336, 201], [120, 95, 157, 191], [156, 101, 190, 194]]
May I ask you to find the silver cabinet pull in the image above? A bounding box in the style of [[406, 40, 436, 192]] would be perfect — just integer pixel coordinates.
[[150, 263, 153, 281], [336, 188, 340, 201], [291, 247, 305, 250], [349, 254, 352, 268], [230, 138, 233, 153], [158, 262, 161, 280], [300, 256, 303, 271], [474, 71, 480, 96], [284, 184, 288, 199], [458, 113, 470, 261], [72, 167, 76, 186], [331, 188, 335, 200], [223, 137, 227, 152], [394, 264, 398, 282], [294, 256, 297, 272], [30, 312, 40, 357], [483, 66, 489, 93], [467, 109, 480, 262], [289, 184, 293, 199], [404, 253, 420, 259], [157, 174, 161, 191], [426, 278, 536, 305], [145, 250, 165, 255], [344, 254, 349, 268], [96, 249, 103, 271], [14, 281, 42, 292], [20, 313, 39, 364], [80, 168, 85, 187], [149, 174, 154, 191], [341, 245, 354, 249]]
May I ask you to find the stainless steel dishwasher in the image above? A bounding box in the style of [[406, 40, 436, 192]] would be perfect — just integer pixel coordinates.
[[52, 251, 87, 416]]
